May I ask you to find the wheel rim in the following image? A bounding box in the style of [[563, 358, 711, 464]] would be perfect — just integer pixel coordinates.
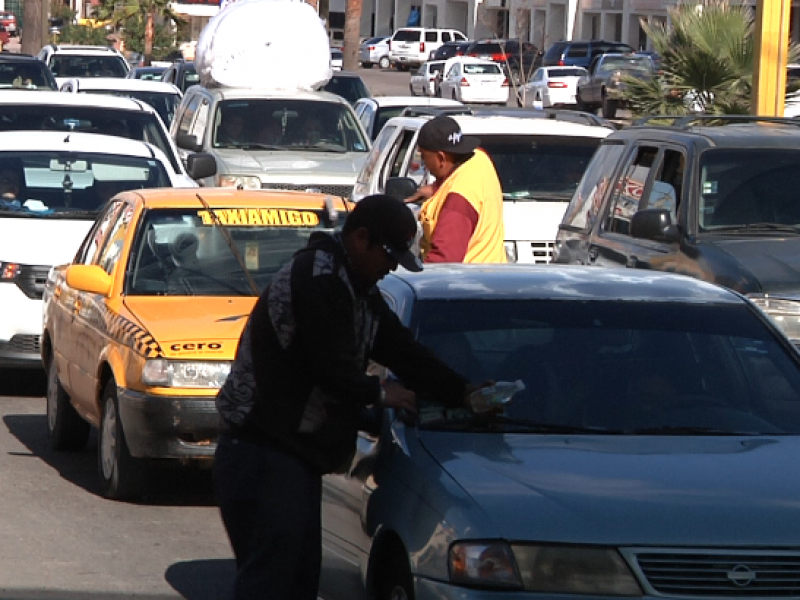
[[100, 397, 118, 480], [380, 57, 389, 69], [46, 364, 58, 432]]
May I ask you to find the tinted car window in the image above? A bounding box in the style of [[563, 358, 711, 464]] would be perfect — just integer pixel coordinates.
[[80, 90, 181, 127], [321, 74, 371, 105], [543, 42, 568, 60], [548, 67, 587, 77], [561, 143, 625, 230], [393, 30, 421, 42], [0, 61, 57, 90], [49, 55, 128, 78], [425, 31, 437, 42]]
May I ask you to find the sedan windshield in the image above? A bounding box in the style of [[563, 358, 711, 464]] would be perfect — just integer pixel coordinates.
[[413, 299, 800, 434], [213, 99, 369, 152], [0, 151, 170, 217], [125, 207, 346, 296]]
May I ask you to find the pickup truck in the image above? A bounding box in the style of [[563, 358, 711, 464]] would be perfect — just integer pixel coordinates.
[[576, 52, 655, 118]]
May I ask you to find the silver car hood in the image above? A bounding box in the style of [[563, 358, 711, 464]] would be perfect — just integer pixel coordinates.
[[421, 433, 800, 546], [213, 148, 366, 181]]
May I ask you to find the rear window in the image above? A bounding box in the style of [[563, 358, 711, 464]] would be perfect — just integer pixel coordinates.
[[464, 63, 502, 75], [322, 75, 371, 105], [469, 43, 503, 54], [548, 68, 587, 77], [566, 43, 589, 58], [49, 55, 129, 78], [0, 62, 56, 90], [393, 29, 421, 42], [544, 42, 568, 59]]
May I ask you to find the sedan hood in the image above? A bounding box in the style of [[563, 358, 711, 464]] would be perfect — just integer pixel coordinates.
[[422, 433, 800, 545], [214, 149, 365, 181], [710, 236, 800, 293], [123, 297, 256, 358]]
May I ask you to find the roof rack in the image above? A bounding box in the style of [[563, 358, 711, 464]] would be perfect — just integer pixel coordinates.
[[467, 106, 615, 128], [399, 105, 474, 118], [633, 114, 800, 128]]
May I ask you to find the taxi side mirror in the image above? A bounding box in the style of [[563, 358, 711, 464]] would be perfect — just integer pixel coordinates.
[[65, 264, 112, 297]]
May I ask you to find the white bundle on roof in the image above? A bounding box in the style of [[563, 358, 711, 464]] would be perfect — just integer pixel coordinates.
[[195, 0, 332, 90]]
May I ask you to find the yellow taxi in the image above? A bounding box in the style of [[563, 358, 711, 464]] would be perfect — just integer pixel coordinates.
[[41, 188, 352, 500]]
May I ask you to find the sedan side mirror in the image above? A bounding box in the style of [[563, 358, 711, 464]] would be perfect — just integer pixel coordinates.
[[186, 153, 217, 180], [630, 209, 681, 243], [175, 133, 202, 152], [384, 177, 419, 202]]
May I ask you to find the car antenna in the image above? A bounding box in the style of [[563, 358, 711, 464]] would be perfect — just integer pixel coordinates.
[[195, 193, 260, 296]]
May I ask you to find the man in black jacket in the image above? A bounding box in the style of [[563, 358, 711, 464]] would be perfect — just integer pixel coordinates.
[[214, 194, 477, 600]]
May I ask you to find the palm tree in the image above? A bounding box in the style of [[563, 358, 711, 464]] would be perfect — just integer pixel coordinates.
[[622, 0, 800, 118], [97, 0, 184, 66]]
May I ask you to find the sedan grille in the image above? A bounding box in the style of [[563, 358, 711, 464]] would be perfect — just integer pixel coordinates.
[[16, 265, 50, 300], [630, 550, 800, 597], [261, 182, 353, 198]]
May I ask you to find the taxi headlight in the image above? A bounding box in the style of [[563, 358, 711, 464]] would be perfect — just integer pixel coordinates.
[[504, 241, 518, 263], [217, 175, 261, 190], [142, 359, 231, 388], [511, 545, 641, 595], [747, 294, 800, 341]]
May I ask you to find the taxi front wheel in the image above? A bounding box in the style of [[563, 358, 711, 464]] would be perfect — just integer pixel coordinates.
[[98, 380, 149, 501], [47, 357, 90, 452]]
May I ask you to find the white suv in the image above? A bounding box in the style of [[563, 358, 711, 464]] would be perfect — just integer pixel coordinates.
[[351, 108, 613, 263], [37, 44, 129, 87], [389, 28, 467, 70]]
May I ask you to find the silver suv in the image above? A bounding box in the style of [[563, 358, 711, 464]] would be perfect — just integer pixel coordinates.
[[171, 86, 371, 197], [37, 44, 129, 87]]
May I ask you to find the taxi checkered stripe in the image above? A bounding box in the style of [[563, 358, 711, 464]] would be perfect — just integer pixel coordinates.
[[87, 296, 163, 358]]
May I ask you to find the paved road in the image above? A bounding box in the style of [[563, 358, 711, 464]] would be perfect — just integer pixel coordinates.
[[0, 370, 234, 600]]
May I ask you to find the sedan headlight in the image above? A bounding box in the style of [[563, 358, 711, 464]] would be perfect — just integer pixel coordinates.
[[217, 174, 261, 190], [748, 294, 800, 340], [142, 359, 231, 388]]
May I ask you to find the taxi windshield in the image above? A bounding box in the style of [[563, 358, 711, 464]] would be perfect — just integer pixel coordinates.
[[0, 151, 171, 217], [126, 207, 345, 296]]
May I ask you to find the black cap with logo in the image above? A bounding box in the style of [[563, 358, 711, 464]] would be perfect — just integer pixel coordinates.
[[349, 194, 423, 272], [417, 115, 480, 154]]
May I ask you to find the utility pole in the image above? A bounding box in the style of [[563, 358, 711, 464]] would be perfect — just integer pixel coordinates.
[[21, 0, 47, 55], [751, 0, 791, 116], [343, 0, 362, 70]]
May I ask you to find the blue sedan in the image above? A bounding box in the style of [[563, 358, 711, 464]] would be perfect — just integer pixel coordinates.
[[319, 264, 800, 600]]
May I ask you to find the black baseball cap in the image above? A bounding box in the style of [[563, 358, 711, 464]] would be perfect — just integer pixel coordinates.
[[417, 115, 480, 154], [348, 194, 423, 272]]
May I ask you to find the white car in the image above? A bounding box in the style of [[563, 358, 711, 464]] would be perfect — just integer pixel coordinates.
[[521, 66, 588, 108], [59, 77, 183, 127], [0, 90, 197, 186], [351, 110, 613, 263], [438, 57, 509, 105], [36, 44, 130, 87], [358, 36, 390, 69], [409, 60, 446, 96], [0, 130, 193, 370], [354, 95, 464, 139], [330, 48, 343, 71]]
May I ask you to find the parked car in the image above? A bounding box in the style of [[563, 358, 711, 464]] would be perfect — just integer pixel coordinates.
[[438, 57, 509, 105], [463, 38, 541, 84], [127, 65, 166, 81], [359, 36, 390, 69], [428, 40, 472, 61], [37, 44, 130, 87], [353, 109, 612, 262], [319, 262, 800, 600], [0, 54, 58, 91], [42, 188, 352, 499], [353, 96, 463, 140], [171, 85, 370, 197], [389, 27, 467, 70], [521, 65, 587, 108], [553, 115, 800, 344], [330, 48, 343, 71], [320, 70, 371, 105], [0, 130, 194, 370], [59, 78, 183, 127], [576, 52, 655, 118], [542, 39, 635, 68], [0, 11, 17, 36], [409, 60, 446, 96], [160, 61, 198, 94]]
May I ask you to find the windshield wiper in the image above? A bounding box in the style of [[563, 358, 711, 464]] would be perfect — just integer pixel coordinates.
[[708, 223, 800, 234], [626, 425, 760, 435], [236, 143, 286, 151], [289, 144, 347, 153]]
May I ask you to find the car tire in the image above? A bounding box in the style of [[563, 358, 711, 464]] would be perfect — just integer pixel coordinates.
[[602, 95, 618, 119], [379, 56, 390, 69], [576, 95, 588, 113], [452, 91, 458, 101], [363, 62, 374, 69], [46, 356, 90, 452], [98, 380, 148, 501], [376, 551, 414, 600]]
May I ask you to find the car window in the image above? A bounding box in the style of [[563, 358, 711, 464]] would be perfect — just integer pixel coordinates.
[[357, 124, 396, 185], [81, 90, 181, 127], [176, 95, 201, 138], [50, 55, 128, 78], [566, 43, 589, 58], [97, 202, 134, 275], [606, 146, 659, 235], [0, 62, 57, 90], [561, 142, 625, 231], [386, 128, 416, 181], [644, 149, 685, 222], [442, 32, 451, 42], [321, 75, 371, 105], [549, 67, 587, 77], [126, 206, 346, 296], [393, 30, 421, 42], [405, 144, 428, 185], [358, 102, 374, 133], [212, 99, 368, 153], [76, 201, 123, 265], [425, 31, 437, 42], [454, 32, 467, 41], [463, 63, 502, 75], [190, 99, 210, 141]]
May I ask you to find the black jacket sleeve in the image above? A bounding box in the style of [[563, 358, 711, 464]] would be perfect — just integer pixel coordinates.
[[370, 298, 470, 408]]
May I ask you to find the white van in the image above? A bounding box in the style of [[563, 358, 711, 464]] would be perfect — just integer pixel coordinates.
[[351, 109, 613, 263], [389, 27, 467, 70]]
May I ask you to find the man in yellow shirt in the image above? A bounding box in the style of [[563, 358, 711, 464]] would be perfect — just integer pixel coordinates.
[[407, 115, 506, 263]]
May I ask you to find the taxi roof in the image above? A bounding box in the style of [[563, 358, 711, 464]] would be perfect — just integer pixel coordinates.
[[121, 188, 355, 211]]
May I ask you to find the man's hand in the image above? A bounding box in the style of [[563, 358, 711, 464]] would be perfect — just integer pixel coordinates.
[[404, 184, 434, 205], [382, 380, 417, 414]]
